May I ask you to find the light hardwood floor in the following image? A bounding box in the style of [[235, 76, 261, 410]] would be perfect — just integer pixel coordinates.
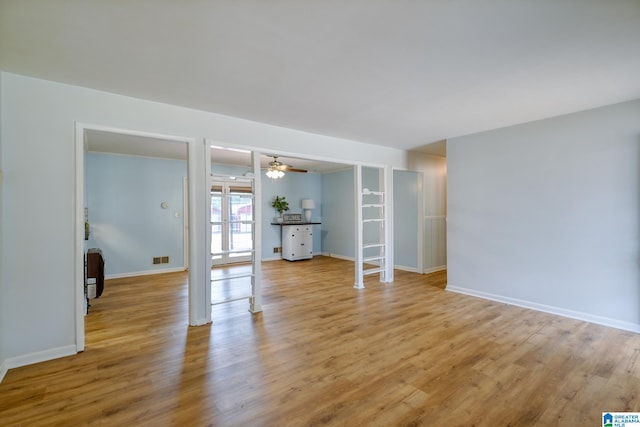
[[1, 256, 639, 426]]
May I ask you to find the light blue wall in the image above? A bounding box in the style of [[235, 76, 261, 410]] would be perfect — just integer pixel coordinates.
[[393, 170, 419, 269], [448, 98, 640, 331], [321, 169, 355, 258], [86, 153, 187, 277], [261, 172, 323, 259], [85, 156, 420, 272]]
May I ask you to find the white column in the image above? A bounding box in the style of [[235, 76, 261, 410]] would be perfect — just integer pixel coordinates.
[[354, 165, 364, 289], [188, 138, 210, 325], [249, 150, 263, 313], [383, 165, 394, 283]]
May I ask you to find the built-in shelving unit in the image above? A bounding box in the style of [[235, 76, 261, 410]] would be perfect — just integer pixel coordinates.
[[354, 165, 393, 288]]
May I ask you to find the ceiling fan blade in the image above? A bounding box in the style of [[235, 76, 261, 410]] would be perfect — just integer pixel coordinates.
[[283, 167, 307, 173], [267, 156, 307, 173]]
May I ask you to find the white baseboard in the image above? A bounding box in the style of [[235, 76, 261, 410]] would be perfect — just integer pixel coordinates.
[[0, 358, 7, 383], [321, 253, 422, 273], [395, 265, 418, 273], [106, 267, 186, 280], [321, 252, 355, 262], [1, 345, 78, 383], [446, 285, 640, 333], [423, 265, 446, 274]]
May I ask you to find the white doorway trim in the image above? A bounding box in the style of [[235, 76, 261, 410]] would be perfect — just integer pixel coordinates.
[[74, 123, 196, 352], [416, 170, 425, 274], [183, 176, 189, 270]]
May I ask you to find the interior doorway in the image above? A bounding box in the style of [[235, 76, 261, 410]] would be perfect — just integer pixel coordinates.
[[211, 179, 254, 265], [75, 124, 195, 351]]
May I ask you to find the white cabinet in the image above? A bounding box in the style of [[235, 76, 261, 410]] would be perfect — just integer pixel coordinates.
[[282, 225, 313, 261]]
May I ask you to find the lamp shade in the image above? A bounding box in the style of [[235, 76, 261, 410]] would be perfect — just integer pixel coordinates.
[[301, 199, 315, 210]]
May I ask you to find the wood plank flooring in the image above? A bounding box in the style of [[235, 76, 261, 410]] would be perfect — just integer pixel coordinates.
[[1, 256, 639, 426]]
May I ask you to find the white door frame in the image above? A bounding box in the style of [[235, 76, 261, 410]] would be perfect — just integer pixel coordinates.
[[74, 123, 197, 352], [183, 176, 189, 270]]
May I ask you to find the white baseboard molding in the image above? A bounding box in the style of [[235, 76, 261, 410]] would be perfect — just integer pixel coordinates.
[[106, 267, 186, 280], [395, 265, 418, 273], [322, 252, 355, 262], [321, 253, 421, 273], [423, 265, 446, 274], [0, 358, 7, 383], [446, 285, 640, 334], [1, 345, 78, 383]]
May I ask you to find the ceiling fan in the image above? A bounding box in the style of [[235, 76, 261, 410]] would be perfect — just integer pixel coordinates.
[[265, 156, 307, 179]]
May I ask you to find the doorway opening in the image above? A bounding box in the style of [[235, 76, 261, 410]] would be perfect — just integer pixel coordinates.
[[75, 124, 194, 351], [211, 179, 254, 266]]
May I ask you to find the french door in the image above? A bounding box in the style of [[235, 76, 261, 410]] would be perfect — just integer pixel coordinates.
[[211, 180, 254, 265]]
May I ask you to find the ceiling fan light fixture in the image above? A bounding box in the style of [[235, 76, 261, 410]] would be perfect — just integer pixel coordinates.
[[266, 168, 284, 179], [266, 156, 286, 179]]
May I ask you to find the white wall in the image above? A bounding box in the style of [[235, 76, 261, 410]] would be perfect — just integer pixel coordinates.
[[408, 152, 447, 272], [0, 72, 407, 372], [447, 98, 640, 331]]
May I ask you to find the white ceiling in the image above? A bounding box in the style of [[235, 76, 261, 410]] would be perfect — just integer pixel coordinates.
[[3, 1, 640, 158]]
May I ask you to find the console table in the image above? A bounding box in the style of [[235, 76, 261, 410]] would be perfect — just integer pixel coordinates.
[[271, 222, 321, 261]]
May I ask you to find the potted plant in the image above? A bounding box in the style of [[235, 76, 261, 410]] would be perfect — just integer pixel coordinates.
[[271, 195, 290, 223]]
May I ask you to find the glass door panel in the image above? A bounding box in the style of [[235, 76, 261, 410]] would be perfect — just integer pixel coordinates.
[[228, 192, 253, 262], [211, 182, 253, 265]]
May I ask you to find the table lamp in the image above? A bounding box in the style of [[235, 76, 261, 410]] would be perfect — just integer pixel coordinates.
[[301, 199, 315, 222]]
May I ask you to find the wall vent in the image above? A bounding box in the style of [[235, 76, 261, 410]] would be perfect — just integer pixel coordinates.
[[153, 256, 170, 265]]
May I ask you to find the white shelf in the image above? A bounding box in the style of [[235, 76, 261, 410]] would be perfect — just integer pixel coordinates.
[[363, 243, 385, 249], [211, 273, 254, 283]]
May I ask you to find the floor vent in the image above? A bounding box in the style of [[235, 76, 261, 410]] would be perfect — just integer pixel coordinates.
[[153, 256, 170, 265]]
